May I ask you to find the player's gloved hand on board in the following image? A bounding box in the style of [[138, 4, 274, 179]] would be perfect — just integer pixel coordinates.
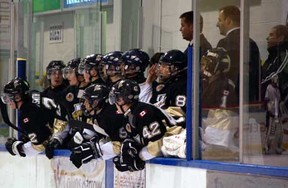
[[113, 155, 145, 172], [5, 137, 26, 157], [70, 136, 102, 168], [69, 126, 83, 137], [45, 138, 61, 159], [113, 139, 145, 172], [67, 131, 85, 149]]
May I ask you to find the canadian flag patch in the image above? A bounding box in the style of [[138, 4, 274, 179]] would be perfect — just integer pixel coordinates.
[[139, 110, 146, 117], [23, 118, 29, 123]]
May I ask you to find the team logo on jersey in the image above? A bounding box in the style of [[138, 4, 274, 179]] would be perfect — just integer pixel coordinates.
[[125, 123, 132, 133], [23, 118, 29, 123], [139, 110, 146, 117], [66, 92, 74, 102]]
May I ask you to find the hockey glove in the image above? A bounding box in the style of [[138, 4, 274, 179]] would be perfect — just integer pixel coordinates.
[[5, 137, 26, 157], [113, 156, 130, 172], [45, 138, 61, 159], [113, 154, 145, 172], [70, 137, 102, 168], [67, 131, 85, 149], [113, 139, 145, 172]]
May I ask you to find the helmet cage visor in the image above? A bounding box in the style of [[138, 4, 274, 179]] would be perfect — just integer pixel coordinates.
[[84, 64, 96, 75], [124, 64, 141, 75], [1, 93, 16, 104], [78, 61, 85, 75], [47, 69, 63, 79], [108, 87, 120, 105], [157, 62, 174, 76], [201, 56, 215, 77], [62, 67, 76, 79], [106, 64, 122, 76]]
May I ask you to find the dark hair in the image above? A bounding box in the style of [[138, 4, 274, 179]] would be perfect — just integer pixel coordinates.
[[150, 52, 164, 66], [219, 5, 240, 25], [179, 11, 203, 32], [273, 25, 288, 41]]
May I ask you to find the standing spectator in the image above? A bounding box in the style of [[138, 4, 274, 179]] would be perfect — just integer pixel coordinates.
[[261, 25, 288, 103], [261, 25, 288, 154], [179, 11, 212, 58], [216, 5, 260, 103], [263, 75, 284, 154]]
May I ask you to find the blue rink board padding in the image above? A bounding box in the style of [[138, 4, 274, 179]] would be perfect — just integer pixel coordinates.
[[1, 146, 287, 179]]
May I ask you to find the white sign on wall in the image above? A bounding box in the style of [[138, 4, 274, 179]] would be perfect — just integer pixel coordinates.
[[114, 167, 146, 188], [49, 24, 63, 43], [51, 157, 105, 188]]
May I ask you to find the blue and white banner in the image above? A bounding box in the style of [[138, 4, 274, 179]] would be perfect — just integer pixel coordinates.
[[64, 0, 108, 9]]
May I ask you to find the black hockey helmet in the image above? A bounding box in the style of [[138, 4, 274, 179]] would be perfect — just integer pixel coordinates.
[[63, 58, 82, 79], [67, 58, 81, 69], [46, 60, 65, 79], [100, 51, 123, 80], [83, 54, 102, 72], [78, 60, 86, 75], [121, 49, 150, 74], [109, 79, 140, 105], [201, 47, 230, 77], [101, 51, 123, 67], [2, 77, 30, 104], [82, 84, 109, 111], [159, 49, 187, 76]]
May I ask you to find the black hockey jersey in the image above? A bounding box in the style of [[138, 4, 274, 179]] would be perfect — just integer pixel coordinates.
[[30, 90, 67, 122], [150, 75, 187, 112], [202, 73, 238, 109], [125, 101, 168, 146], [41, 83, 67, 104], [19, 101, 54, 145], [89, 78, 105, 86], [93, 104, 128, 142], [61, 85, 88, 118]]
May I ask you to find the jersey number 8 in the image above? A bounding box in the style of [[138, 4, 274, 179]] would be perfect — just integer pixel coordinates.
[[176, 95, 186, 107]]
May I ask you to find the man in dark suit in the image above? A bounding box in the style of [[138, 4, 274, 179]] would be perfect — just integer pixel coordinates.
[[179, 11, 212, 58], [216, 5, 261, 103]]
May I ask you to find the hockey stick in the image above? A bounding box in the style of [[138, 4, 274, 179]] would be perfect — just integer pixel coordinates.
[[0, 98, 28, 137], [68, 119, 109, 137]]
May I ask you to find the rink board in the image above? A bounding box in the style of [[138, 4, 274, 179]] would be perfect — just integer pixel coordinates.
[[0, 151, 288, 188]]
